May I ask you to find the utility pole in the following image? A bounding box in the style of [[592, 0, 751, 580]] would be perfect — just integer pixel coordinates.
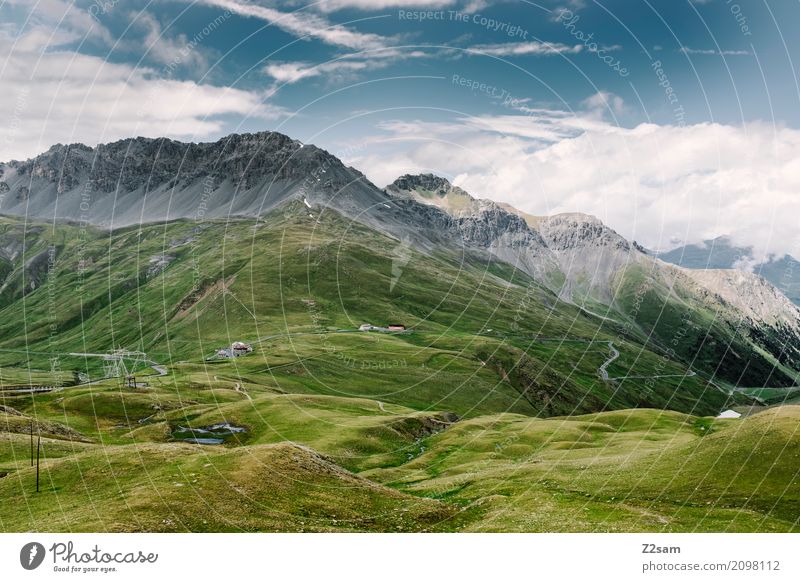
[[30, 420, 34, 467], [35, 432, 41, 493]]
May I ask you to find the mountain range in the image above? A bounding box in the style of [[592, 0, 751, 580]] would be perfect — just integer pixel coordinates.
[[3, 131, 800, 533], [1, 131, 799, 395], [655, 236, 800, 306]]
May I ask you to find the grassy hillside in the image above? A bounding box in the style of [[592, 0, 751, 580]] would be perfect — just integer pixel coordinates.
[[367, 406, 800, 532], [0, 207, 738, 418], [1, 379, 797, 531], [2, 203, 794, 532], [613, 263, 797, 388]]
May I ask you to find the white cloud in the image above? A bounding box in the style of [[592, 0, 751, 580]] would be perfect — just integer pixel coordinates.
[[0, 28, 283, 161], [350, 111, 800, 259], [679, 46, 750, 56], [264, 47, 431, 87], [194, 0, 389, 50], [132, 11, 209, 72], [581, 90, 626, 117], [462, 0, 490, 12], [315, 0, 456, 10], [264, 59, 370, 84], [4, 0, 114, 45], [468, 41, 583, 56]]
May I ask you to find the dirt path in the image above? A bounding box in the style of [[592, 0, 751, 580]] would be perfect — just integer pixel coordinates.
[[609, 371, 696, 381], [234, 382, 252, 401], [214, 375, 251, 401], [148, 362, 168, 376]]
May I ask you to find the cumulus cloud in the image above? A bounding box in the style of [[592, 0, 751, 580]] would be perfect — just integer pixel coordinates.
[[0, 27, 283, 161], [349, 110, 800, 259], [580, 91, 626, 117]]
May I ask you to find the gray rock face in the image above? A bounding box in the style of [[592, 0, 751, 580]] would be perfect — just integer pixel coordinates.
[[533, 212, 639, 303], [656, 236, 800, 307], [391, 174, 451, 194], [537, 213, 630, 252], [0, 132, 378, 227], [386, 176, 645, 301], [387, 174, 561, 284], [2, 132, 799, 342], [683, 267, 800, 332], [8, 133, 307, 192]]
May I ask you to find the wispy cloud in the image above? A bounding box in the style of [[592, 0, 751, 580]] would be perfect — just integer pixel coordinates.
[[679, 46, 750, 56], [194, 0, 390, 50], [468, 40, 583, 56], [132, 11, 210, 72], [314, 0, 456, 11], [264, 47, 432, 86], [265, 59, 370, 84], [3, 0, 114, 45]]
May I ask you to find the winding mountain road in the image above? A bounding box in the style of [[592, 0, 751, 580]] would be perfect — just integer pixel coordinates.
[[598, 341, 620, 381]]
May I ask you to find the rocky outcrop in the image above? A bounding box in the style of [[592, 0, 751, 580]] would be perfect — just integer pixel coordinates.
[[683, 267, 800, 332], [387, 174, 561, 284], [656, 236, 800, 307], [390, 173, 451, 194], [537, 212, 630, 252], [0, 132, 378, 228]]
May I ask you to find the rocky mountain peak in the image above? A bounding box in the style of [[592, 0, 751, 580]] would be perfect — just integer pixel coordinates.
[[683, 267, 800, 331], [387, 173, 491, 220], [656, 235, 800, 306], [537, 212, 631, 252], [0, 131, 379, 227], [2, 131, 327, 193], [390, 173, 453, 195]]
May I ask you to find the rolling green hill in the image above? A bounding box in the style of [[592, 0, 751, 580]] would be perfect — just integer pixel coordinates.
[[0, 175, 797, 531], [0, 206, 738, 417], [2, 383, 798, 531]]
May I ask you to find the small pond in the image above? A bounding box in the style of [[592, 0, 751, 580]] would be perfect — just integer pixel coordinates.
[[172, 422, 247, 445]]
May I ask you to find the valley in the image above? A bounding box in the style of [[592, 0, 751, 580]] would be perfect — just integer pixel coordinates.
[[1, 132, 799, 532]]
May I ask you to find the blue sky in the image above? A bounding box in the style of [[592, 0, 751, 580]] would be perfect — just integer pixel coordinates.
[[2, 0, 799, 257]]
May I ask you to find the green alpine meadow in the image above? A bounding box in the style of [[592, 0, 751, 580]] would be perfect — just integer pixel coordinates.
[[0, 133, 799, 533]]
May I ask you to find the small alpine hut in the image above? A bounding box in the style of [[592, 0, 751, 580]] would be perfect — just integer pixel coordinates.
[[231, 341, 253, 356], [717, 409, 742, 419]]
